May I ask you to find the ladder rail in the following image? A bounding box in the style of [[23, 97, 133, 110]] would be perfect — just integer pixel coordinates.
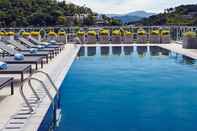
[[29, 77, 53, 101], [20, 71, 60, 113], [30, 70, 59, 93], [20, 77, 41, 113], [27, 79, 40, 101], [30, 70, 60, 108]]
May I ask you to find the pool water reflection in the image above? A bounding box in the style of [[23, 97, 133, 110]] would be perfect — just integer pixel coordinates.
[[78, 46, 195, 65], [56, 46, 197, 131]]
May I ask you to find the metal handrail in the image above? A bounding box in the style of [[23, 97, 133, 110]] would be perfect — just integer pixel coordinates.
[[19, 71, 61, 113], [30, 71, 58, 93], [30, 71, 60, 108], [20, 77, 54, 113], [20, 77, 41, 113], [29, 77, 53, 101], [31, 71, 60, 109]]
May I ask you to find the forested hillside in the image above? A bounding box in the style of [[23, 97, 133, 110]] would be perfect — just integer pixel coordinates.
[[0, 0, 114, 27], [130, 4, 197, 26]]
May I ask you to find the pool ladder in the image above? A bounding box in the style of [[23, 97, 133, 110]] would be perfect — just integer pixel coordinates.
[[19, 71, 61, 127]]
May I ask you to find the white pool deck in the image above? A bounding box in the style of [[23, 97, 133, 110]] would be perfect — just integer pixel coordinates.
[[0, 43, 197, 131]]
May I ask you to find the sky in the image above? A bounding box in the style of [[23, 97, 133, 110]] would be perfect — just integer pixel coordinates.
[[65, 0, 197, 14]]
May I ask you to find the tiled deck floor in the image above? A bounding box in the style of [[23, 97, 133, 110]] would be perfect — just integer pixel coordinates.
[[0, 44, 80, 131]]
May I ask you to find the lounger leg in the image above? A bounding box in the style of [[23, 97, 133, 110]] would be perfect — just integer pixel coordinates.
[[55, 50, 58, 55], [29, 67, 32, 74], [35, 63, 38, 70], [41, 60, 43, 68], [46, 56, 49, 63], [3, 51, 5, 57], [52, 53, 55, 58], [21, 73, 24, 82], [11, 80, 14, 95], [50, 53, 52, 60]]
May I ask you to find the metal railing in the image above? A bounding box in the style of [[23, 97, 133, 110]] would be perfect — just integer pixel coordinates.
[[1, 25, 197, 42], [20, 71, 60, 114]]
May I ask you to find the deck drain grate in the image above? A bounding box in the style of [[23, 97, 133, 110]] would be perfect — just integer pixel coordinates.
[[20, 109, 31, 111], [9, 122, 24, 124], [13, 117, 28, 120], [23, 105, 36, 108], [5, 126, 21, 129], [16, 112, 31, 115]]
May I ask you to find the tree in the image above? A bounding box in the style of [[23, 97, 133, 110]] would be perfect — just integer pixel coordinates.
[[57, 16, 66, 25], [83, 15, 96, 26], [110, 19, 122, 26], [131, 4, 197, 26], [29, 12, 47, 26], [0, 0, 113, 27]]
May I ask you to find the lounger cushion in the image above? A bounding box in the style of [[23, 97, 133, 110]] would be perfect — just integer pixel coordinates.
[[49, 40, 56, 44], [42, 42, 50, 47], [0, 61, 7, 69], [30, 48, 38, 54], [38, 45, 45, 49], [14, 53, 24, 60]]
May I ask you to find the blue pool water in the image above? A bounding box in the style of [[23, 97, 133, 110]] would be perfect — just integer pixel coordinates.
[[56, 46, 197, 131]]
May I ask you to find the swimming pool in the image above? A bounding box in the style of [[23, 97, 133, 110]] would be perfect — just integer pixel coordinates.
[[55, 46, 197, 131]]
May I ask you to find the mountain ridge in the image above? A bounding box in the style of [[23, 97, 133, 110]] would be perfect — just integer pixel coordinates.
[[130, 4, 197, 25], [105, 10, 156, 23]]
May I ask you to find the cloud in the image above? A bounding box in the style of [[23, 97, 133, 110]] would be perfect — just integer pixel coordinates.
[[66, 0, 197, 14]]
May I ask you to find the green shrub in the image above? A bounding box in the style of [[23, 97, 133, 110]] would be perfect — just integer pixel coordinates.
[[161, 30, 170, 36], [77, 31, 85, 36], [31, 31, 40, 36], [183, 31, 196, 38], [0, 32, 4, 36], [87, 31, 97, 36], [21, 32, 30, 36], [99, 29, 109, 35], [112, 30, 121, 36], [48, 31, 57, 36], [151, 30, 160, 35], [137, 29, 146, 36], [58, 32, 66, 36], [5, 32, 16, 36], [124, 31, 132, 36]]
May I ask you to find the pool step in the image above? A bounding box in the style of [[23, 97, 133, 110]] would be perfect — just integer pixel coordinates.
[[3, 71, 61, 131], [2, 94, 46, 131], [56, 109, 62, 127]]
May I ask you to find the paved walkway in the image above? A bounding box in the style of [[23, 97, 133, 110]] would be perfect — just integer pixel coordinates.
[[159, 43, 197, 59], [0, 44, 80, 131]]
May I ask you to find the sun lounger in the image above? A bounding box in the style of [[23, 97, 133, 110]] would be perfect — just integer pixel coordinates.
[[0, 56, 44, 70], [0, 77, 14, 95], [0, 41, 49, 63], [29, 37, 63, 53], [7, 39, 51, 54], [0, 64, 31, 82], [6, 40, 52, 61], [6, 39, 30, 51], [30, 37, 64, 50], [18, 37, 58, 55]]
